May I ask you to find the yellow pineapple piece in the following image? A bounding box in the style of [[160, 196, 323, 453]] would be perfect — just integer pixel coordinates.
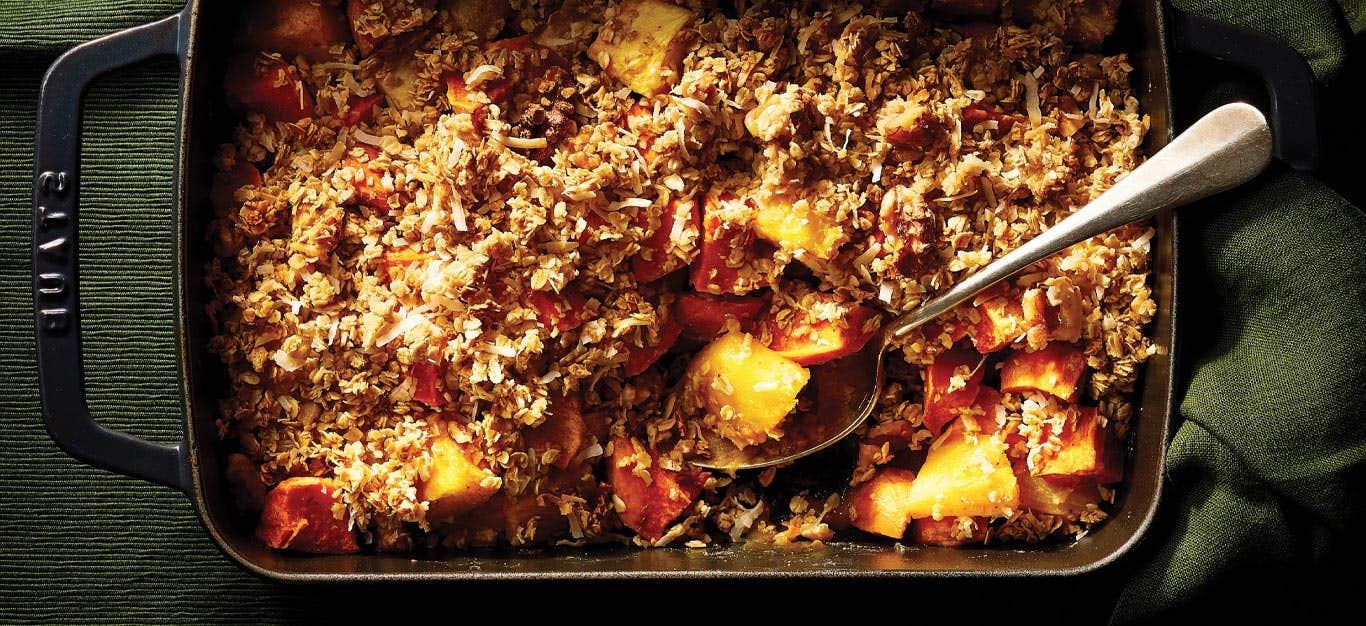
[[684, 332, 810, 448], [420, 435, 500, 523], [750, 191, 847, 261], [904, 417, 1019, 519], [588, 0, 695, 96]]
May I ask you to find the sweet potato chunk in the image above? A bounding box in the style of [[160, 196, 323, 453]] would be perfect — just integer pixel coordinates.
[[922, 346, 986, 435], [848, 467, 918, 539], [1000, 343, 1087, 402], [256, 477, 360, 554], [624, 316, 682, 376], [237, 0, 352, 62], [224, 53, 314, 122], [421, 435, 500, 523], [526, 288, 591, 334], [347, 0, 437, 56], [226, 452, 268, 514], [966, 289, 1027, 353], [683, 332, 809, 448], [750, 191, 847, 261], [1021, 282, 1084, 343], [1034, 407, 1122, 484], [526, 395, 587, 470], [588, 0, 695, 97], [342, 93, 384, 126], [210, 160, 262, 215], [633, 195, 701, 283], [608, 437, 709, 541], [690, 191, 771, 295], [911, 515, 988, 546], [341, 145, 403, 210], [903, 416, 1019, 520], [765, 294, 881, 366], [408, 359, 446, 407], [675, 292, 765, 340]]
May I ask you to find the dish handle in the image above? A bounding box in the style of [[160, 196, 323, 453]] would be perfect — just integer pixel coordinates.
[[32, 10, 190, 492], [1170, 8, 1320, 171]]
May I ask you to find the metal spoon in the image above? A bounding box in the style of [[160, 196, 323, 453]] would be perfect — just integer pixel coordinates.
[[693, 102, 1273, 470]]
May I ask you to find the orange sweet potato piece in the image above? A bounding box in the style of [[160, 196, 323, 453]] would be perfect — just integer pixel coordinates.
[[765, 300, 881, 366], [674, 292, 765, 340], [408, 359, 446, 408], [256, 477, 360, 554], [237, 0, 352, 62], [910, 515, 988, 546], [225, 452, 268, 514], [1000, 343, 1087, 402], [690, 191, 767, 295], [633, 196, 701, 283], [1034, 407, 1122, 484], [966, 289, 1027, 353], [608, 437, 709, 541], [526, 288, 591, 334], [1021, 283, 1085, 343], [624, 316, 682, 376], [342, 144, 403, 210], [525, 395, 587, 470], [210, 160, 262, 215], [224, 53, 314, 122], [342, 93, 384, 126], [347, 0, 437, 56], [921, 346, 986, 436], [848, 467, 919, 539]]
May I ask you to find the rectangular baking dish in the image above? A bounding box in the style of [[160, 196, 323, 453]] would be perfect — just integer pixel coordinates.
[[33, 0, 1317, 580]]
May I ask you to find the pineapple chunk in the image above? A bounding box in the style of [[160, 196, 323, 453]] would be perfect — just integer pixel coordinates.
[[420, 435, 500, 523], [1016, 469, 1102, 517], [588, 0, 695, 96], [750, 191, 847, 261], [904, 416, 1019, 519], [848, 467, 919, 539], [684, 332, 810, 448]]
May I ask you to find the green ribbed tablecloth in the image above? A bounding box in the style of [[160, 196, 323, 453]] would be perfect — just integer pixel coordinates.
[[2, 2, 1362, 623]]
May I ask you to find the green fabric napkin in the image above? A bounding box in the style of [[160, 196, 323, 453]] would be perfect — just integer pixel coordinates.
[[1, 1, 1362, 622]]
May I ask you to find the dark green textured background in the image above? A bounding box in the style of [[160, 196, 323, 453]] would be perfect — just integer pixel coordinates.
[[2, 1, 1363, 623]]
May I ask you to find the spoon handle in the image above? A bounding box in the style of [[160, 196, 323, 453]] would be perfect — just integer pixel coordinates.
[[888, 101, 1273, 339]]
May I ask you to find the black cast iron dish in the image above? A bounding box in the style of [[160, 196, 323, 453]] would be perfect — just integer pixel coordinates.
[[33, 0, 1318, 581]]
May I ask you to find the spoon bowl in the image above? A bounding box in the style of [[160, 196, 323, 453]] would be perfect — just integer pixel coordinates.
[[690, 102, 1273, 471]]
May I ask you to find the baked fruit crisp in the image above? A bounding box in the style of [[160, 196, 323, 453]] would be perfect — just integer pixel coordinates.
[[207, 0, 1152, 553]]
